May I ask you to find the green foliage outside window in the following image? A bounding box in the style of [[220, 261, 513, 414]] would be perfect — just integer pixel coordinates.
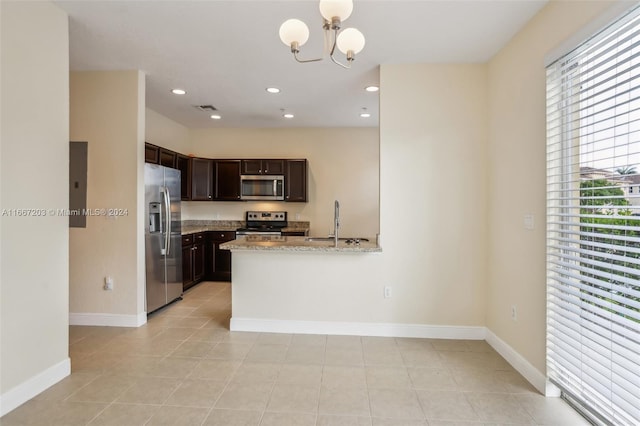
[[579, 179, 640, 323]]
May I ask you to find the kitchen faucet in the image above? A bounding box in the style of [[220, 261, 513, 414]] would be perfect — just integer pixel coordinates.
[[333, 200, 340, 247]]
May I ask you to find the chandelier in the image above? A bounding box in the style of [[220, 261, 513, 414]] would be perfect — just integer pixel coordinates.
[[278, 0, 365, 69]]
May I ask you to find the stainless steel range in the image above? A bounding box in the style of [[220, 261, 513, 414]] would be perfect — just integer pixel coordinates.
[[236, 211, 287, 236]]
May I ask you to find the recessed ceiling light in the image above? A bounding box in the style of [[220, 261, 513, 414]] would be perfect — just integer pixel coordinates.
[[266, 87, 281, 94], [360, 112, 371, 118], [210, 114, 222, 120], [283, 113, 294, 119], [171, 88, 187, 95], [365, 86, 379, 92]]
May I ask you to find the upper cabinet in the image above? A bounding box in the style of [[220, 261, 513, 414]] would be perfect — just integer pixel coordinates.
[[285, 159, 307, 202], [145, 143, 307, 203], [176, 155, 191, 201], [159, 148, 177, 168], [191, 158, 213, 201], [213, 160, 241, 201], [241, 159, 285, 175], [145, 143, 160, 164]]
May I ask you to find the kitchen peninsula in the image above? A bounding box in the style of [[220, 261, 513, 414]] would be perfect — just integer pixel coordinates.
[[221, 235, 381, 253], [221, 235, 383, 335]]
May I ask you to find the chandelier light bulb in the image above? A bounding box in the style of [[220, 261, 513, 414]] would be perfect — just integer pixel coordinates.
[[336, 27, 365, 55], [319, 0, 353, 22], [279, 19, 310, 47]]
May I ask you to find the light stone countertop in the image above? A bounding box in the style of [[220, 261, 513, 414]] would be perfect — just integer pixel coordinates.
[[180, 220, 310, 236], [220, 235, 382, 253]]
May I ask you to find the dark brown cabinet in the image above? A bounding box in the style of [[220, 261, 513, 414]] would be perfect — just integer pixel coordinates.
[[176, 155, 191, 201], [213, 160, 241, 201], [285, 159, 307, 202], [146, 142, 307, 203], [191, 158, 213, 201], [145, 143, 159, 164], [206, 231, 235, 281], [241, 159, 284, 175], [159, 148, 177, 168], [182, 233, 205, 291], [193, 233, 205, 282], [182, 234, 194, 289]]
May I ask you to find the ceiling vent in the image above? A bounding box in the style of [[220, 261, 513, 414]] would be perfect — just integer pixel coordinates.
[[194, 105, 218, 112]]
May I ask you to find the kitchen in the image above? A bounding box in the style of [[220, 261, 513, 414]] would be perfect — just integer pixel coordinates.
[[1, 0, 627, 421], [143, 118, 381, 313]]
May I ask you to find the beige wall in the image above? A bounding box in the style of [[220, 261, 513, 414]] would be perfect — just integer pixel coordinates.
[[379, 63, 489, 326], [145, 108, 189, 154], [231, 64, 489, 329], [185, 128, 380, 237], [69, 71, 146, 321], [486, 1, 621, 374], [0, 0, 70, 412]]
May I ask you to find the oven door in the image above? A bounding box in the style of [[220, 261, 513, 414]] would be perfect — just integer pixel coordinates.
[[240, 175, 284, 201]]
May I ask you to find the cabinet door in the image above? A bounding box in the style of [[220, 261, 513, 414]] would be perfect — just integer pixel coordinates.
[[145, 143, 159, 164], [159, 148, 177, 168], [263, 159, 284, 175], [207, 231, 234, 281], [182, 245, 194, 290], [241, 159, 262, 175], [214, 243, 232, 281], [193, 242, 205, 282], [214, 160, 241, 201], [176, 155, 191, 201], [191, 158, 213, 201], [285, 159, 307, 202]]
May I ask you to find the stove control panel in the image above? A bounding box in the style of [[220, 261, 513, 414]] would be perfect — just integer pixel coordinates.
[[246, 211, 287, 222]]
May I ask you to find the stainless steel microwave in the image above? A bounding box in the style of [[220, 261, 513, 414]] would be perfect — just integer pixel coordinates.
[[240, 175, 285, 201]]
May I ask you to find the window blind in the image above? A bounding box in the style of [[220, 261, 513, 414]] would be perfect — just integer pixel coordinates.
[[547, 6, 640, 426]]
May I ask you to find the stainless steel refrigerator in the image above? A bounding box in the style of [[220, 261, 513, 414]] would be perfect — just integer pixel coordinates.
[[145, 163, 182, 313]]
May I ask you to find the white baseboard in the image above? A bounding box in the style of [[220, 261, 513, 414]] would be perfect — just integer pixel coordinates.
[[485, 328, 558, 396], [230, 317, 486, 340], [0, 357, 70, 417], [69, 311, 147, 327]]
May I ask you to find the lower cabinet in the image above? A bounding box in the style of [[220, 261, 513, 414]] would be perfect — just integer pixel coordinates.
[[183, 231, 234, 290], [206, 231, 235, 281], [182, 232, 205, 291]]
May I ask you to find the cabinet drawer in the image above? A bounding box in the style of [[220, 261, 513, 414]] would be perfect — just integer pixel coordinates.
[[182, 234, 193, 246], [194, 232, 205, 243], [208, 231, 235, 242]]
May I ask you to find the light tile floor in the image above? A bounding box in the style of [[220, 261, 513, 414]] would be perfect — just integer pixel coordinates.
[[1, 282, 589, 426]]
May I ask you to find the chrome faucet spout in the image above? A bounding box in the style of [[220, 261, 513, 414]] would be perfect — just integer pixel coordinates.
[[333, 200, 340, 247]]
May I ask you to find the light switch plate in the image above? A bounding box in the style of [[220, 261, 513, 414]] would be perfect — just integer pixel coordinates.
[[524, 214, 534, 230]]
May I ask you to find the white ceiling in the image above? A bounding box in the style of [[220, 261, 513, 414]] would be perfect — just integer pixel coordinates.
[[55, 0, 547, 128]]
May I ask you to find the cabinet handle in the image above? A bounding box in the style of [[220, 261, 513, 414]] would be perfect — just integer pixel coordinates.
[[208, 195, 212, 199]]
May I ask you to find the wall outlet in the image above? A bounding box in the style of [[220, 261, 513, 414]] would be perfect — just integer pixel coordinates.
[[104, 276, 113, 291], [511, 305, 517, 321], [384, 286, 392, 298], [295, 213, 301, 220]]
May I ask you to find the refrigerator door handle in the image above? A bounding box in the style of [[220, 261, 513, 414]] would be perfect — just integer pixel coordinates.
[[159, 187, 166, 255], [164, 186, 172, 256]]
